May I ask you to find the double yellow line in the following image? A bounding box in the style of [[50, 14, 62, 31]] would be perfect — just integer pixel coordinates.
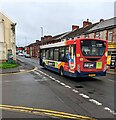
[[0, 104, 96, 120]]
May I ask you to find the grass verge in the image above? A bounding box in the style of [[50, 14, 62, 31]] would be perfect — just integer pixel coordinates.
[[0, 62, 18, 69]]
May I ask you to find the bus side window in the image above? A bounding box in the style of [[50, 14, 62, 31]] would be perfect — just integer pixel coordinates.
[[45, 49, 49, 59], [49, 48, 54, 60], [59, 47, 65, 62], [54, 48, 59, 61]]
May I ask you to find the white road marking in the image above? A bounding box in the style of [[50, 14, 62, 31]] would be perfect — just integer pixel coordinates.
[[89, 99, 102, 106], [60, 82, 66, 86], [104, 107, 116, 115], [64, 85, 71, 88], [34, 71, 41, 76], [79, 93, 90, 99], [51, 78, 56, 81], [34, 69, 115, 115], [55, 80, 60, 83], [72, 89, 79, 93], [49, 76, 54, 79]]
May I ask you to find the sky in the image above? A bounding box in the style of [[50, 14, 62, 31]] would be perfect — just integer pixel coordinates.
[[0, 0, 115, 47]]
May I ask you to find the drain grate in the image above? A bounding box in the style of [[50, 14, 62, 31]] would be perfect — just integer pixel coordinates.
[[75, 85, 83, 88]]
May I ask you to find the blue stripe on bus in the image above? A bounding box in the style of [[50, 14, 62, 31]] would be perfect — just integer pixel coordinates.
[[44, 65, 106, 77]]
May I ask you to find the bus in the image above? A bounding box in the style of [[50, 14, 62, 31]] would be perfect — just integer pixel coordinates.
[[40, 38, 108, 77]]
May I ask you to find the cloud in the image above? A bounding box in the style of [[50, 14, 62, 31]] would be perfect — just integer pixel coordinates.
[[0, 1, 115, 47]]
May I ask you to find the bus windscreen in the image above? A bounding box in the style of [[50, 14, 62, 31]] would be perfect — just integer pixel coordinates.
[[81, 40, 106, 56]]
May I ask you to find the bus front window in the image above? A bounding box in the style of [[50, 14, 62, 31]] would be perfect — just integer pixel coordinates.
[[81, 40, 106, 56]]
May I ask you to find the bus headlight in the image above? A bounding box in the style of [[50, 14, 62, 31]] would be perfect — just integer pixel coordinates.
[[77, 64, 80, 73], [105, 51, 108, 57]]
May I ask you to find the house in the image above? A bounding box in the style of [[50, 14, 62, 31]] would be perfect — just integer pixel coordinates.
[[25, 40, 42, 58], [85, 17, 116, 65], [16, 47, 24, 54], [0, 12, 16, 62], [86, 18, 116, 53], [41, 19, 98, 43], [25, 17, 116, 67]]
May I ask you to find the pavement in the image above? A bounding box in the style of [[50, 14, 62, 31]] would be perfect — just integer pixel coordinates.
[[0, 59, 34, 74], [106, 68, 116, 75]]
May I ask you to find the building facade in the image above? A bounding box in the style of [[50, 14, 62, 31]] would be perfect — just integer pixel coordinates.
[[0, 12, 16, 62], [83, 18, 116, 65], [25, 17, 116, 67]]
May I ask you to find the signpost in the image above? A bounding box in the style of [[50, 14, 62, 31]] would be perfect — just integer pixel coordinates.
[[110, 53, 116, 69]]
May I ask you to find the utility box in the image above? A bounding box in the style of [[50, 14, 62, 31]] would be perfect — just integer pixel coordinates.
[[7, 49, 13, 63]]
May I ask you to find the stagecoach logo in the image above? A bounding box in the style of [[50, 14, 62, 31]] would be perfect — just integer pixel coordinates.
[[84, 62, 96, 69]]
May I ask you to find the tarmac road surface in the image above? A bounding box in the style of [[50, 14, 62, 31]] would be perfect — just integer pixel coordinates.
[[1, 56, 115, 119]]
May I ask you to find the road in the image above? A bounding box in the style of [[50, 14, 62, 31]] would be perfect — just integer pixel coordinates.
[[1, 56, 115, 119]]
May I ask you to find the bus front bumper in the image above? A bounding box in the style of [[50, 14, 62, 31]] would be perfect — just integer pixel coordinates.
[[75, 71, 106, 77]]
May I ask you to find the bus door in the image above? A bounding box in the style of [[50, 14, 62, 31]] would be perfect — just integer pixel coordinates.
[[40, 49, 45, 66], [65, 45, 76, 73]]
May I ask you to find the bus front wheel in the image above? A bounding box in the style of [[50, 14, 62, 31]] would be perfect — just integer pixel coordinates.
[[60, 67, 64, 76], [43, 63, 46, 68]]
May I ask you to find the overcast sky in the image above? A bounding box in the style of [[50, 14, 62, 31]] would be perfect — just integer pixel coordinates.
[[0, 0, 115, 47]]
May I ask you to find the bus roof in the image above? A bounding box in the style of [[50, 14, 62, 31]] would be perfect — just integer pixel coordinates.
[[40, 41, 65, 49], [40, 38, 107, 49]]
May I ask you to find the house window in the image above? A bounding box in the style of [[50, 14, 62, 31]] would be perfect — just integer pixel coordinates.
[[108, 30, 113, 42], [85, 34, 89, 38], [95, 32, 99, 38], [100, 31, 104, 39], [0, 22, 4, 42]]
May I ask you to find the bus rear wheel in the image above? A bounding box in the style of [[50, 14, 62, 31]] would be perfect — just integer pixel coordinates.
[[60, 67, 64, 76]]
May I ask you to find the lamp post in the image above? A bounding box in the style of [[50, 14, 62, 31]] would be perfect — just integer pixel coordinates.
[[40, 27, 43, 38], [40, 27, 44, 45]]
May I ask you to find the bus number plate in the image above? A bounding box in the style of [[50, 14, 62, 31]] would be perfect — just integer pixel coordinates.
[[88, 74, 96, 77]]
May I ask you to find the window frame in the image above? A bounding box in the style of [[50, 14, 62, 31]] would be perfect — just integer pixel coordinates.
[[108, 30, 113, 43]]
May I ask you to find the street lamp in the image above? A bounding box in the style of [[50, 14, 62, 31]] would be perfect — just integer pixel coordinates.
[[40, 27, 43, 38]]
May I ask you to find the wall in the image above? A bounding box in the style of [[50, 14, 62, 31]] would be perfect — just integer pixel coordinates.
[[0, 12, 16, 62]]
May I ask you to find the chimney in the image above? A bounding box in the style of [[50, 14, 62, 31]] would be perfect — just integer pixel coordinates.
[[100, 19, 104, 22], [72, 25, 79, 31], [83, 19, 92, 27], [44, 35, 52, 40], [41, 37, 44, 41], [36, 40, 39, 43]]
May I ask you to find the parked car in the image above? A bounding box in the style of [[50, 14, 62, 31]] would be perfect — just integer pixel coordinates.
[[24, 54, 31, 58], [18, 53, 24, 56]]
